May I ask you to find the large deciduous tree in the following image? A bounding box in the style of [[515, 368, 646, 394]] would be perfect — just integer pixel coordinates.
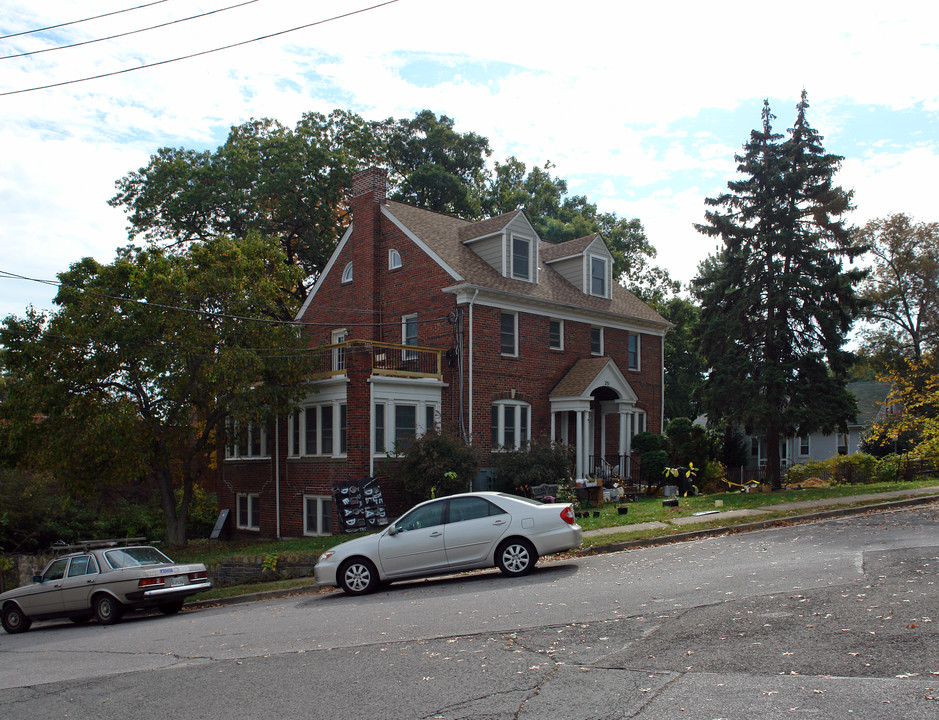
[[0, 234, 314, 546], [856, 213, 939, 369], [692, 92, 866, 487]]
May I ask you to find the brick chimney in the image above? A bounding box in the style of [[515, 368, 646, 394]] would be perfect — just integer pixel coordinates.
[[350, 167, 387, 342]]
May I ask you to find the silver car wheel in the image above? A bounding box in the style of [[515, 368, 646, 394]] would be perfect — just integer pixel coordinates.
[[497, 539, 536, 577], [339, 559, 378, 595]]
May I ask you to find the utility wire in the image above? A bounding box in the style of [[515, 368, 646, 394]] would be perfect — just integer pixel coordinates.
[[0, 0, 400, 97], [0, 0, 171, 40], [1, 1, 261, 61], [0, 267, 449, 329]]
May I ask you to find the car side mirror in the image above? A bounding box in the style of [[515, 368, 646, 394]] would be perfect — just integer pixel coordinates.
[[387, 525, 398, 536], [32, 575, 43, 583]]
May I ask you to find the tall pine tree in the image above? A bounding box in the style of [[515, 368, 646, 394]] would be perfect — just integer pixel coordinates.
[[692, 92, 866, 487]]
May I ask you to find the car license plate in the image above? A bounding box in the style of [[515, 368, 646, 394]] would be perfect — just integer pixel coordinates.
[[170, 576, 186, 587]]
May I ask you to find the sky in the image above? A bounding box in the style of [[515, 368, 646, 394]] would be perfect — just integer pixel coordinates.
[[1, 0, 937, 320]]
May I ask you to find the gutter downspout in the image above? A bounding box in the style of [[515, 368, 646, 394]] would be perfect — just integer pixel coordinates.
[[467, 289, 479, 442]]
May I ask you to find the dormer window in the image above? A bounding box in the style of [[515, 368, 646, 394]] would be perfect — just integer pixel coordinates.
[[590, 256, 607, 297], [341, 262, 353, 284], [511, 236, 531, 281]]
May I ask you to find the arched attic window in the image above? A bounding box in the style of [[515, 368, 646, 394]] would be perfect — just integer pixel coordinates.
[[388, 248, 402, 270], [341, 262, 353, 283]]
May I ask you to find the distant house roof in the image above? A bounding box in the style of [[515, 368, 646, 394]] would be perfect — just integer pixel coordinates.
[[383, 201, 669, 330], [847, 381, 894, 428]]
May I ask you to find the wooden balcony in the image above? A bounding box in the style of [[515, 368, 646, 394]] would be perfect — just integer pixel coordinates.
[[311, 339, 443, 381]]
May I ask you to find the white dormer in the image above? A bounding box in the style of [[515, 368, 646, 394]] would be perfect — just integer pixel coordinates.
[[460, 211, 540, 283], [542, 234, 613, 298]]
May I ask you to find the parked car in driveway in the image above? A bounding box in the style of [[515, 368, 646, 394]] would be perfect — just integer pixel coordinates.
[[315, 492, 582, 595], [0, 545, 212, 634]]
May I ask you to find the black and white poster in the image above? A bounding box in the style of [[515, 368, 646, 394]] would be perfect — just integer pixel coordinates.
[[333, 477, 388, 533]]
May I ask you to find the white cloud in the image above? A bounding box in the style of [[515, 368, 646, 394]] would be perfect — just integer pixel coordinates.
[[1, 0, 938, 317]]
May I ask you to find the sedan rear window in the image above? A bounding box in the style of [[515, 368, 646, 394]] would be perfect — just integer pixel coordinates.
[[104, 547, 173, 569]]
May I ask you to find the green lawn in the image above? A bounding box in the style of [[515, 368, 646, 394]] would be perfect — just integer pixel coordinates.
[[181, 479, 939, 602]]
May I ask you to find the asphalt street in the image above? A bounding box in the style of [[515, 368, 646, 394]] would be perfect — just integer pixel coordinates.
[[1, 502, 937, 719]]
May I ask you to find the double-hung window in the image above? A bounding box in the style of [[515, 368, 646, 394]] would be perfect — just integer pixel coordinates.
[[500, 312, 518, 356], [290, 403, 346, 456], [226, 421, 269, 459], [491, 401, 530, 450], [590, 256, 607, 297], [549, 319, 563, 350], [590, 326, 604, 356], [511, 236, 531, 280], [304, 495, 333, 536], [395, 404, 417, 450], [237, 493, 260, 530], [402, 314, 418, 360], [627, 333, 640, 369]]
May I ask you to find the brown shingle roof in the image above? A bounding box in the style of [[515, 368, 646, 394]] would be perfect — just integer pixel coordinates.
[[549, 357, 615, 397], [384, 201, 669, 329]]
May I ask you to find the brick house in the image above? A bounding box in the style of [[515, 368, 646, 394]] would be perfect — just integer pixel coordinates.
[[219, 167, 670, 538]]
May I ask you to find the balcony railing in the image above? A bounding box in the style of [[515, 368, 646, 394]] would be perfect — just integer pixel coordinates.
[[311, 340, 442, 380]]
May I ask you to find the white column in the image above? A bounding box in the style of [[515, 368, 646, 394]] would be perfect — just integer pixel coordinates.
[[625, 410, 634, 478], [550, 411, 556, 443], [575, 410, 584, 479]]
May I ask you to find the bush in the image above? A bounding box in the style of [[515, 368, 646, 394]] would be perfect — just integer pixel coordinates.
[[640, 449, 669, 488], [829, 453, 878, 485], [491, 439, 573, 495], [696, 459, 727, 494], [392, 429, 479, 506], [786, 460, 830, 486], [632, 432, 667, 455]]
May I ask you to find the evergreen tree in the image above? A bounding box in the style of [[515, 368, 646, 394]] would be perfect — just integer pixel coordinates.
[[692, 92, 866, 488]]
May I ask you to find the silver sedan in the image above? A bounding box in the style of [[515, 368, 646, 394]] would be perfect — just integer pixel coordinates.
[[315, 492, 582, 595]]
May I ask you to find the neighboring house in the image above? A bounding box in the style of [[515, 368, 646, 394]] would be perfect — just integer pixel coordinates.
[[219, 167, 670, 538], [746, 381, 898, 468]]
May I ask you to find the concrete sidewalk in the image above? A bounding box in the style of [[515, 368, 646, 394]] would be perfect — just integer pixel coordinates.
[[582, 484, 939, 539]]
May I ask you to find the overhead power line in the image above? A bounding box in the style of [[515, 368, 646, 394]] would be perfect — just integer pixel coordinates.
[[1, 0, 261, 61], [0, 0, 171, 40], [0, 0, 400, 97]]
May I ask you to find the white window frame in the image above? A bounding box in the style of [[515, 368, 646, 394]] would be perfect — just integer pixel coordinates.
[[500, 312, 518, 357], [225, 421, 270, 459], [491, 400, 531, 451], [388, 248, 402, 270], [402, 314, 418, 360], [590, 326, 604, 356], [627, 332, 640, 370], [549, 318, 564, 351], [303, 495, 333, 536], [288, 402, 347, 457], [511, 235, 532, 281], [236, 492, 260, 530], [372, 398, 440, 457], [331, 328, 347, 371], [589, 255, 608, 298], [341, 261, 353, 284], [799, 436, 810, 456]]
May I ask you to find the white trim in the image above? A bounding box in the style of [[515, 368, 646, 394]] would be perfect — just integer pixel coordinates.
[[295, 224, 354, 319], [303, 495, 333, 536], [446, 284, 670, 336]]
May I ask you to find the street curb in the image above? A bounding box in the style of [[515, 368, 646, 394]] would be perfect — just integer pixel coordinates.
[[187, 493, 939, 608]]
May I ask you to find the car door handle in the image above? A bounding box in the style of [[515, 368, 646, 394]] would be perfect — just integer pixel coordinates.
[[492, 520, 506, 526], [429, 531, 442, 537]]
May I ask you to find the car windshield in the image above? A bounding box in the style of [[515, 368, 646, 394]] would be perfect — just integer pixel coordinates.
[[104, 547, 173, 569]]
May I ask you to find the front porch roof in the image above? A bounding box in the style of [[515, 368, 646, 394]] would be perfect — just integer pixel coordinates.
[[549, 357, 637, 408]]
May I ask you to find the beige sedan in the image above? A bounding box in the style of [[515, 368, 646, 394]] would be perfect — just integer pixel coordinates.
[[1, 545, 212, 633]]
